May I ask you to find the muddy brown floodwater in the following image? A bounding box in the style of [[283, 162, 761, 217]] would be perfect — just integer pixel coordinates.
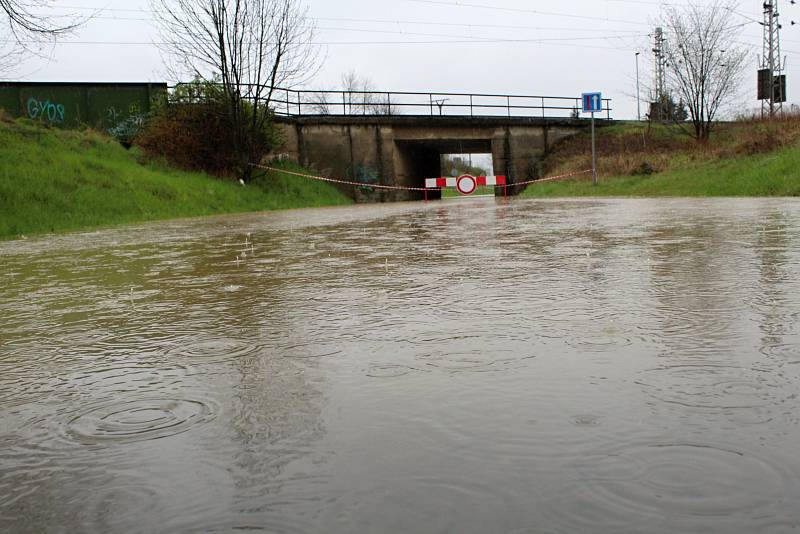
[[2, 197, 800, 533]]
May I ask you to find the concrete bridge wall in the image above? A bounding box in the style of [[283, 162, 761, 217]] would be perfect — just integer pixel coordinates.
[[275, 116, 596, 201]]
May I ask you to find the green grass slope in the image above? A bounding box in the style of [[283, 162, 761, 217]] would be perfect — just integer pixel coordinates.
[[521, 118, 800, 198], [0, 118, 351, 240], [522, 144, 800, 198]]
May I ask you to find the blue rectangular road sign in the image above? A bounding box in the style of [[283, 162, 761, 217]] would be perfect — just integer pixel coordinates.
[[582, 92, 603, 113]]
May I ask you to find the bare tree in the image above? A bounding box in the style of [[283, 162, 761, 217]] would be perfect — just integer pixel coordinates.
[[341, 70, 365, 114], [1, 0, 81, 36], [308, 91, 331, 114], [341, 70, 395, 115], [662, 0, 747, 141], [152, 0, 320, 177], [369, 93, 395, 116], [1, 0, 84, 72], [306, 71, 395, 116], [0, 30, 23, 73], [310, 71, 366, 115]]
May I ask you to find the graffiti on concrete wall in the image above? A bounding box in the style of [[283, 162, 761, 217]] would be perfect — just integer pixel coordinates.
[[107, 113, 146, 145], [2, 83, 167, 130], [106, 102, 143, 125], [355, 165, 379, 186], [106, 104, 148, 145], [353, 165, 381, 200], [106, 106, 121, 124], [26, 98, 66, 123]]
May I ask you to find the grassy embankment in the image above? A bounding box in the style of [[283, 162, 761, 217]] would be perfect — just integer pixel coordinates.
[[0, 116, 352, 240], [522, 116, 800, 197]]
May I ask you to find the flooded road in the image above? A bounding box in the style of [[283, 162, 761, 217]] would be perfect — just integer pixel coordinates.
[[2, 197, 800, 533]]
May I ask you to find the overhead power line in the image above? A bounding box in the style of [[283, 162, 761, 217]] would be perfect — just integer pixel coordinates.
[[46, 0, 652, 27], [316, 17, 645, 34], [0, 36, 640, 50], [33, 8, 647, 36], [12, 2, 783, 60], [403, 0, 650, 26], [314, 26, 647, 43], [36, 14, 648, 37]]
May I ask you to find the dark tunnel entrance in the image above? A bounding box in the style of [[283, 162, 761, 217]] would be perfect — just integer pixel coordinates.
[[394, 139, 495, 201]]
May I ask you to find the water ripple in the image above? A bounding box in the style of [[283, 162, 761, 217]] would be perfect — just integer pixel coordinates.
[[167, 337, 262, 364], [2, 199, 800, 533], [638, 363, 796, 413], [552, 441, 794, 531], [64, 398, 216, 444]]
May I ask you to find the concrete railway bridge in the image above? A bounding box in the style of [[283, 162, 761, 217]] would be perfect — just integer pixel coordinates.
[[271, 88, 612, 201]]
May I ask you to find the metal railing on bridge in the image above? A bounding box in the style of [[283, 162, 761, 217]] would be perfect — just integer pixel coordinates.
[[168, 83, 613, 120], [269, 88, 612, 120]]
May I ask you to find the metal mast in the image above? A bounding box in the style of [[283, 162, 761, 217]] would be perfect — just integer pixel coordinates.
[[652, 27, 667, 120], [761, 0, 784, 117]]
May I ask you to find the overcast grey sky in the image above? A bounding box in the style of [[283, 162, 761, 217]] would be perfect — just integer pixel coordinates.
[[5, 0, 799, 119]]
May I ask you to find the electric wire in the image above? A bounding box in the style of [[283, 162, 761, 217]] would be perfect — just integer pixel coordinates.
[[0, 37, 641, 49], [39, 12, 649, 36], [8, 1, 798, 88]]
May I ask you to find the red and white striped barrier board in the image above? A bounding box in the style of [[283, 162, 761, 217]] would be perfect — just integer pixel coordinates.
[[425, 175, 507, 188], [425, 174, 507, 195]]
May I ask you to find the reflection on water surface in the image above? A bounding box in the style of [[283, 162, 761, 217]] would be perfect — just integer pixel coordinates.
[[2, 198, 800, 533]]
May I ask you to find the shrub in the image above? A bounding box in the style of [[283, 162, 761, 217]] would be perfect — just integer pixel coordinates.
[[633, 162, 656, 175], [134, 78, 279, 179]]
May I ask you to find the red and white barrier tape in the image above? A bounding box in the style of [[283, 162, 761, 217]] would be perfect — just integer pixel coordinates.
[[512, 169, 593, 187], [250, 163, 430, 191], [250, 163, 594, 191]]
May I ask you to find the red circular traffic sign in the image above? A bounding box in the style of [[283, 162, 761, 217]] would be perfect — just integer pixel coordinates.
[[456, 174, 477, 195]]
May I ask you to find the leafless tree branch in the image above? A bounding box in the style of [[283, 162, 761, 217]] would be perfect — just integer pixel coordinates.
[[1, 0, 81, 35], [662, 0, 747, 140], [1, 0, 87, 71], [151, 0, 321, 177], [340, 70, 395, 115]]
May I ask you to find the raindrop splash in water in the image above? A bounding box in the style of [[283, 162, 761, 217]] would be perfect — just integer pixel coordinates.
[[65, 398, 215, 444]]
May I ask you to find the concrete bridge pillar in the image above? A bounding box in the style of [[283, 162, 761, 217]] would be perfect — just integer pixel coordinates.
[[491, 129, 512, 193]]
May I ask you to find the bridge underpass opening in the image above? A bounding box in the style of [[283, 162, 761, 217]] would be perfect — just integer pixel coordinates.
[[440, 153, 495, 198], [394, 139, 496, 201]]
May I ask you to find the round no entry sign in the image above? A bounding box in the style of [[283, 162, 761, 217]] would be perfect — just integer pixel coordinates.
[[456, 174, 477, 195]]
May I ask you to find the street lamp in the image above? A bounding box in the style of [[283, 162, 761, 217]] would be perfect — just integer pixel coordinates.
[[635, 51, 641, 121]]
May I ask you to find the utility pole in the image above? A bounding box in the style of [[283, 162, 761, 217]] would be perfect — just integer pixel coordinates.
[[760, 0, 785, 118], [652, 27, 667, 121], [635, 51, 641, 121]]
